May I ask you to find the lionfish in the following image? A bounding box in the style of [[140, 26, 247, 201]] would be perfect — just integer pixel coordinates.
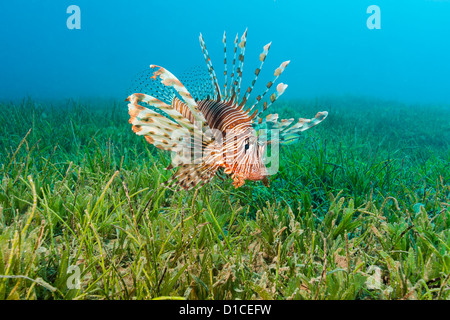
[[126, 30, 328, 190]]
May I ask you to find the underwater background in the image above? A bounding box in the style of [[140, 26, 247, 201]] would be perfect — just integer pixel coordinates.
[[1, 0, 450, 104], [0, 0, 449, 301]]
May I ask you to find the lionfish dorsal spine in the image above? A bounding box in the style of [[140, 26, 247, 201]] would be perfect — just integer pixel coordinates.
[[227, 33, 239, 102], [250, 82, 288, 121], [235, 29, 248, 104], [247, 60, 290, 118], [222, 31, 228, 99], [238, 41, 272, 110], [200, 30, 289, 120], [199, 33, 221, 100]]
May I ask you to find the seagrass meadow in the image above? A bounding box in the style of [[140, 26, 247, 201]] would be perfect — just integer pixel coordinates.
[[0, 96, 449, 300]]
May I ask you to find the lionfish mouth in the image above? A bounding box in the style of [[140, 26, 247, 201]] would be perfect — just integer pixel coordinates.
[[126, 29, 328, 190]]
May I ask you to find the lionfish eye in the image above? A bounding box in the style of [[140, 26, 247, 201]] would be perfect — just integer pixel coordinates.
[[244, 138, 250, 152]]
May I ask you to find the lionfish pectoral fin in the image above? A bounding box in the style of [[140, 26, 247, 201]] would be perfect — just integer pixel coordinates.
[[149, 65, 207, 124], [276, 111, 329, 145], [127, 91, 214, 160], [127, 96, 192, 152]]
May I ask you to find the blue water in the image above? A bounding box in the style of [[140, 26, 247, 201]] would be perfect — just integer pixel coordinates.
[[1, 0, 449, 104]]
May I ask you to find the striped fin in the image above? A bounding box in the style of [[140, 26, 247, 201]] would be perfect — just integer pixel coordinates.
[[168, 96, 208, 142], [171, 97, 196, 125], [127, 97, 190, 152], [235, 29, 248, 104], [199, 33, 221, 99], [167, 162, 220, 190], [256, 114, 294, 141], [178, 65, 215, 102], [250, 83, 288, 120], [248, 60, 290, 116], [223, 31, 228, 99], [127, 95, 210, 168], [228, 33, 239, 102], [272, 117, 295, 130], [238, 42, 271, 110], [127, 93, 197, 133], [256, 113, 294, 130], [278, 111, 328, 145], [150, 65, 207, 124], [128, 68, 175, 104], [254, 113, 279, 130]]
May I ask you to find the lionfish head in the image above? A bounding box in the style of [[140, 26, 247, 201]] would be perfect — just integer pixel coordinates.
[[220, 122, 269, 188]]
